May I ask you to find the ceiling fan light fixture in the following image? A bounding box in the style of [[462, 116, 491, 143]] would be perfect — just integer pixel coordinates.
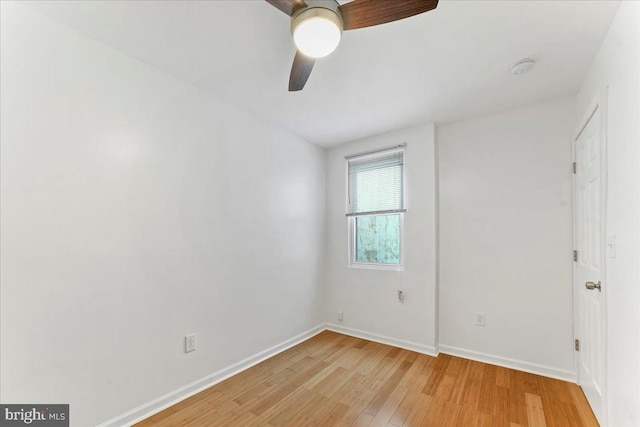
[[292, 8, 343, 58]]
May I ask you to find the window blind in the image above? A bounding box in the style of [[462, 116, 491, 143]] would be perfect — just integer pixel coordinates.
[[347, 149, 405, 216]]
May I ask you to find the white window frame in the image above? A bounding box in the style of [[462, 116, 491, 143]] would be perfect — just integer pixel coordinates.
[[346, 146, 406, 271]]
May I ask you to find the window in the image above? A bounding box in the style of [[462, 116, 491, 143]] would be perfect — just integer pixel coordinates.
[[347, 147, 405, 269]]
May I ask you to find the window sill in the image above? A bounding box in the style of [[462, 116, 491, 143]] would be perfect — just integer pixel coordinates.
[[349, 262, 404, 272]]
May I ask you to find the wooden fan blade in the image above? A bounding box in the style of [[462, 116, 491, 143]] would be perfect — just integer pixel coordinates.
[[339, 0, 438, 30], [289, 51, 315, 91], [265, 0, 307, 16]]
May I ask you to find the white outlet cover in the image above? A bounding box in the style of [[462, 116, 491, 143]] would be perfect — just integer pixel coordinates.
[[475, 313, 486, 327], [185, 334, 196, 353]]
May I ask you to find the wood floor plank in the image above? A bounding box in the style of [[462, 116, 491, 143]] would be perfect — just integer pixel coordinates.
[[509, 370, 531, 427], [448, 357, 471, 405], [424, 399, 461, 427], [303, 393, 338, 423], [537, 376, 571, 427], [363, 360, 412, 416], [337, 378, 384, 425], [353, 411, 375, 426], [525, 393, 548, 427], [494, 385, 511, 427], [264, 387, 317, 426], [369, 385, 408, 427], [311, 366, 350, 397], [318, 402, 351, 426], [134, 333, 600, 427], [473, 412, 495, 427], [332, 371, 366, 404], [388, 356, 442, 426], [402, 392, 432, 426], [496, 366, 511, 388], [422, 353, 451, 396], [387, 388, 421, 427], [455, 361, 485, 426], [478, 364, 498, 413]]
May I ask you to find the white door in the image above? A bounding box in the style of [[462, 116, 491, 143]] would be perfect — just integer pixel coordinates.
[[574, 106, 606, 424]]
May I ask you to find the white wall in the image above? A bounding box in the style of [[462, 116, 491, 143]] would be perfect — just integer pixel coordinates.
[[576, 3, 640, 425], [438, 97, 576, 379], [324, 123, 438, 353], [0, 3, 325, 426]]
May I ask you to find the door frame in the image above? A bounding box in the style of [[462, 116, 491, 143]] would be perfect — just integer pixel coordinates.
[[572, 90, 609, 425]]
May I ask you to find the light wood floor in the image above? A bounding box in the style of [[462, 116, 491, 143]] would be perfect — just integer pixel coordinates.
[[135, 331, 598, 427]]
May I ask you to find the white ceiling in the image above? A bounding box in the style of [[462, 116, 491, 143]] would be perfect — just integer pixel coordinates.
[[27, 0, 620, 147]]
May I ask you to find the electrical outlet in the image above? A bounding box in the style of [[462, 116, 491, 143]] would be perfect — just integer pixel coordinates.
[[475, 313, 486, 327], [338, 311, 344, 322], [185, 333, 196, 353]]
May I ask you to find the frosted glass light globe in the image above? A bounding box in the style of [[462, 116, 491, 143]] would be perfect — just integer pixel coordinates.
[[291, 8, 343, 59], [294, 17, 341, 58]]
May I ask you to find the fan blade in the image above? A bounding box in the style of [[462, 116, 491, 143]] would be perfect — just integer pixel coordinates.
[[339, 0, 438, 30], [265, 0, 307, 16], [289, 51, 315, 91]]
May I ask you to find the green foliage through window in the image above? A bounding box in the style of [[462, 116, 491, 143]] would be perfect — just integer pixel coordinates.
[[355, 214, 401, 265]]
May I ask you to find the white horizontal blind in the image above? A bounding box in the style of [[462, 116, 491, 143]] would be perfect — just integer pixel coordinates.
[[347, 149, 405, 216]]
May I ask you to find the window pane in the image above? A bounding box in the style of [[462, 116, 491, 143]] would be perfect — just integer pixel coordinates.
[[355, 214, 401, 264]]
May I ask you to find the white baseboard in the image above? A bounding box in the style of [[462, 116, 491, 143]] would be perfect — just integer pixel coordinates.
[[325, 323, 438, 357], [438, 344, 577, 383], [97, 324, 326, 427]]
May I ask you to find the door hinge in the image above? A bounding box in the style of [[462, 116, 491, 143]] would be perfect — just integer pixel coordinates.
[[573, 162, 576, 174], [574, 250, 578, 262], [575, 339, 580, 351]]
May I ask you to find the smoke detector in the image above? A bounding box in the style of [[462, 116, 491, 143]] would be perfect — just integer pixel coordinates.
[[511, 59, 536, 76]]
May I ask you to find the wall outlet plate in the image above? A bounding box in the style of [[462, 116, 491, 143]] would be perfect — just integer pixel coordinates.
[[338, 311, 344, 321], [185, 334, 196, 353], [475, 313, 486, 327]]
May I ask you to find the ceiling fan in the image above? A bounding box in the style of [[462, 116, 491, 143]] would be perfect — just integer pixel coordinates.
[[266, 0, 439, 91]]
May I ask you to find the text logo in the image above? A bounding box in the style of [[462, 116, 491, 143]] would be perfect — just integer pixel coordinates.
[[0, 405, 68, 427]]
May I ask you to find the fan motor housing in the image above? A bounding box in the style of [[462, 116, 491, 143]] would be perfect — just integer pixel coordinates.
[[291, 2, 344, 35], [296, 0, 341, 15]]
